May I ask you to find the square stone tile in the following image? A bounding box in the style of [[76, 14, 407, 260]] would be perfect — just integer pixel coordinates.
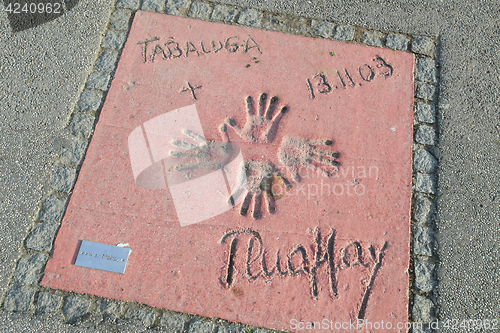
[[42, 11, 414, 332]]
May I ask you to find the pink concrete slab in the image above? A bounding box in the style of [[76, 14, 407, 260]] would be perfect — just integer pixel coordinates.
[[42, 11, 414, 332]]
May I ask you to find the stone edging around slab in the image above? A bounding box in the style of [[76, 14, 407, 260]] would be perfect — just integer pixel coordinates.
[[1, 0, 440, 331]]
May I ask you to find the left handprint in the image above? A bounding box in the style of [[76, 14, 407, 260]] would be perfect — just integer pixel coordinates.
[[169, 129, 233, 171]]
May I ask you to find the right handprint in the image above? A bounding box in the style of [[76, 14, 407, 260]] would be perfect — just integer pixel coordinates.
[[223, 93, 288, 143], [278, 136, 341, 183]]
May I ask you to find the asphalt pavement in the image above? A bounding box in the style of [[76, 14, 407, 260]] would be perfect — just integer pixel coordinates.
[[0, 0, 499, 331]]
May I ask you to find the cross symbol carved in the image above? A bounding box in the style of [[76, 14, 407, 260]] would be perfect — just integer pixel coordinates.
[[180, 82, 202, 100]]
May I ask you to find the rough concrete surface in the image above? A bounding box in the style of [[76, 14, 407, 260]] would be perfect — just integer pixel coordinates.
[[0, 0, 499, 332]]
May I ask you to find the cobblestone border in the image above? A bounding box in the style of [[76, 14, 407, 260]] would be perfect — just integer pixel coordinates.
[[1, 1, 440, 331]]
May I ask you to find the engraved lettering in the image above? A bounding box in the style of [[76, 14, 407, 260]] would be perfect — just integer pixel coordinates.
[[211, 40, 223, 53], [275, 250, 288, 276], [336, 71, 346, 89], [344, 69, 356, 87], [357, 242, 388, 319], [220, 229, 262, 287], [165, 39, 183, 58], [185, 41, 199, 57], [313, 73, 332, 93], [305, 58, 395, 99], [359, 64, 375, 82], [287, 245, 309, 275], [326, 229, 338, 298], [218, 227, 388, 314], [244, 36, 262, 54], [225, 36, 240, 52], [200, 41, 211, 54], [246, 236, 263, 280], [219, 228, 344, 299], [306, 79, 315, 99], [341, 241, 368, 268], [137, 37, 160, 62], [151, 44, 169, 61], [373, 56, 394, 78], [140, 36, 263, 62]]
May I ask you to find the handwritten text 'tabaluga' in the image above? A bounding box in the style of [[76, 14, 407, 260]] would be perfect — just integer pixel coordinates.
[[219, 228, 388, 319], [137, 35, 262, 63]]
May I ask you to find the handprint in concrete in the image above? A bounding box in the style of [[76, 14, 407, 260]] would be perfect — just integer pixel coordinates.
[[224, 93, 288, 143], [169, 129, 233, 172], [228, 160, 291, 219], [278, 136, 341, 182]]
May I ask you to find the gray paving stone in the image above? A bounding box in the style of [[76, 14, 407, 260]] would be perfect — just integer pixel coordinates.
[[412, 295, 435, 323], [171, 0, 189, 8], [13, 253, 48, 285], [413, 226, 434, 256], [160, 312, 185, 332], [414, 194, 436, 225], [261, 14, 284, 32], [415, 125, 436, 145], [76, 89, 102, 112], [3, 285, 35, 312], [262, 14, 308, 35], [412, 37, 435, 57], [415, 58, 437, 83], [313, 20, 334, 39], [287, 17, 310, 36], [416, 82, 436, 101], [63, 297, 91, 323], [94, 50, 119, 73], [188, 319, 214, 333], [333, 25, 355, 41], [141, 0, 165, 12], [415, 172, 436, 194], [85, 72, 111, 91], [385, 33, 409, 50], [99, 301, 122, 321], [361, 30, 385, 47], [165, 0, 189, 14], [38, 195, 67, 223], [101, 30, 127, 50], [414, 149, 437, 173], [110, 8, 132, 31], [237, 8, 263, 27], [211, 5, 237, 22], [36, 292, 63, 314], [125, 308, 156, 328], [115, 0, 140, 10], [218, 324, 247, 333], [165, 0, 181, 14], [69, 113, 95, 139], [416, 102, 435, 123], [414, 260, 435, 292], [51, 166, 77, 193], [189, 2, 212, 20], [60, 140, 87, 166], [25, 223, 59, 252]]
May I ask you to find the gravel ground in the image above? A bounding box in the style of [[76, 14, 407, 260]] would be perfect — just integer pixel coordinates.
[[0, 0, 499, 332], [0, 0, 114, 302]]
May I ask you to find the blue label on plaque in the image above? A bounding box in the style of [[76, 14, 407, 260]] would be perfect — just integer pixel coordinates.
[[75, 240, 131, 274]]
